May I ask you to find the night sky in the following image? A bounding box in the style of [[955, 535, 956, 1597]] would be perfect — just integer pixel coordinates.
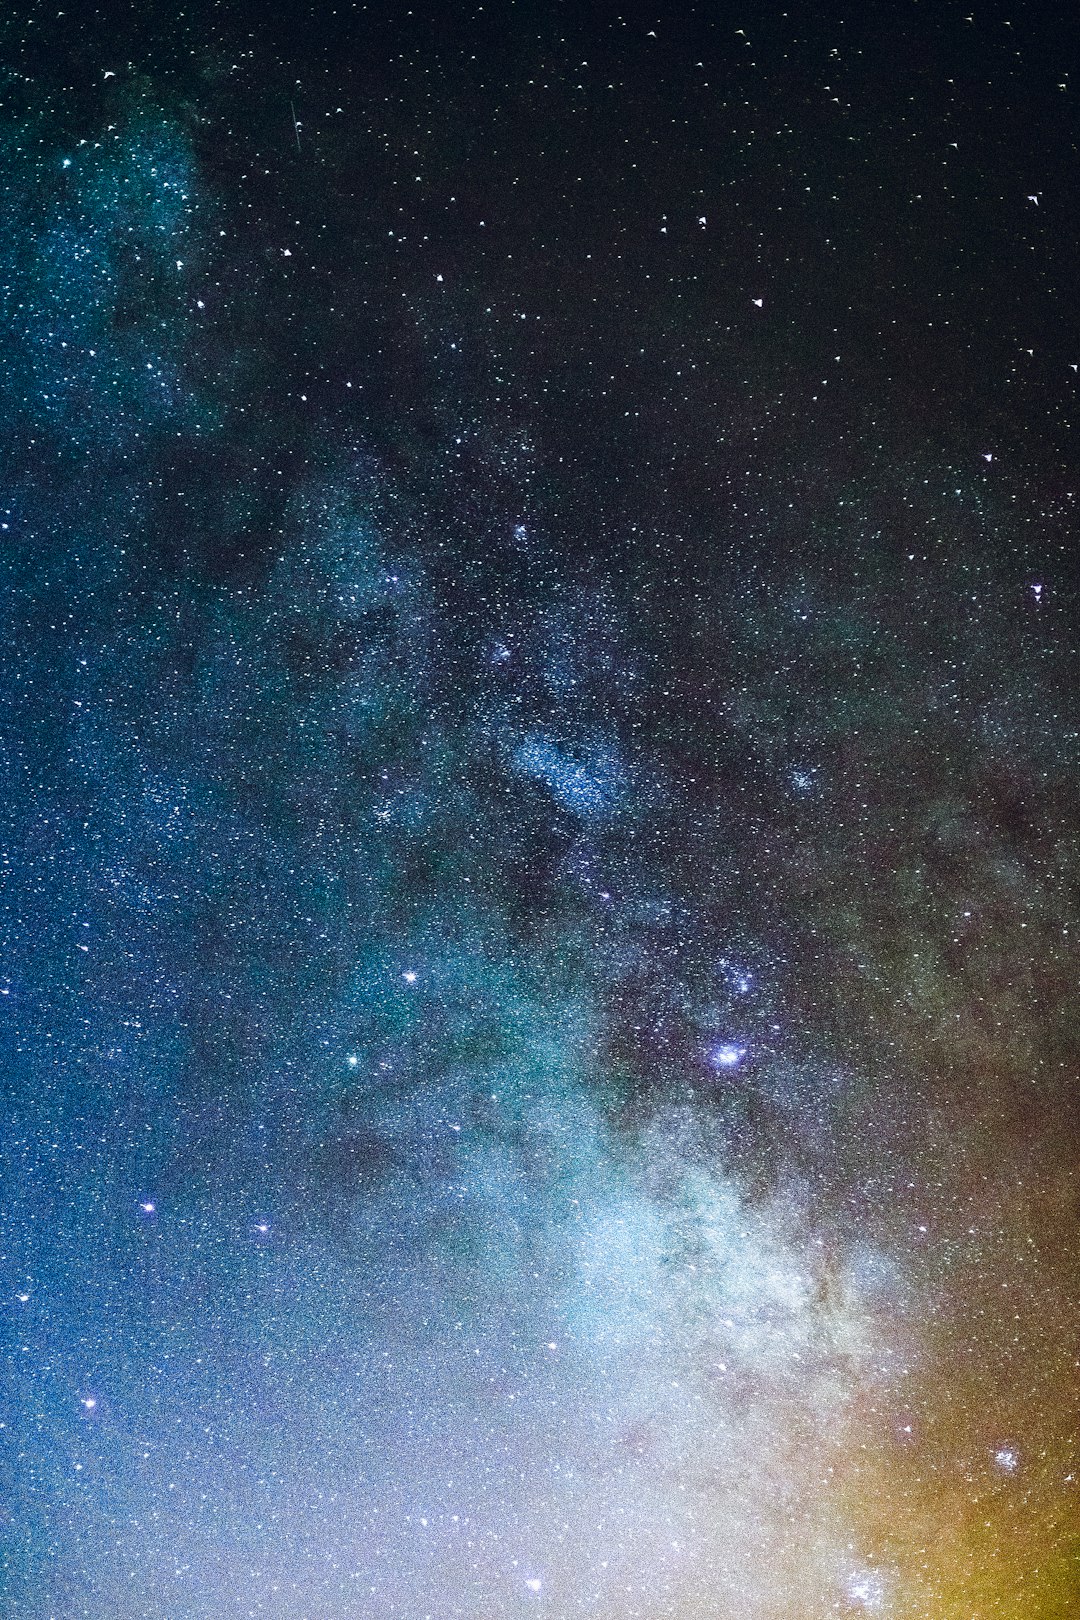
[[2, 1, 1080, 1615]]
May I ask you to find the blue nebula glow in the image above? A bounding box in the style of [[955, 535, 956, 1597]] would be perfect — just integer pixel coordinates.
[[708, 1042, 748, 1069]]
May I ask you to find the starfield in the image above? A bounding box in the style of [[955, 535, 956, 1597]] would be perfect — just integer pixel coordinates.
[[1, 2, 1078, 1616]]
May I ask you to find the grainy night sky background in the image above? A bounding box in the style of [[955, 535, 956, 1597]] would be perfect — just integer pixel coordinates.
[[2, 0, 1080, 1615]]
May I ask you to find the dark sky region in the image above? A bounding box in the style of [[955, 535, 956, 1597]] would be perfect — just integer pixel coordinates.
[[1, 0, 1079, 1615]]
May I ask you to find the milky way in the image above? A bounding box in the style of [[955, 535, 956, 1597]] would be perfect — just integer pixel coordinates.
[[1, 2, 1079, 1617]]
